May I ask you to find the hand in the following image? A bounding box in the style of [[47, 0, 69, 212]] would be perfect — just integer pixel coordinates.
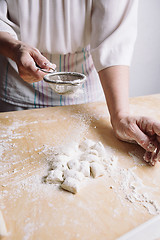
[[13, 42, 56, 83], [111, 114, 160, 166]]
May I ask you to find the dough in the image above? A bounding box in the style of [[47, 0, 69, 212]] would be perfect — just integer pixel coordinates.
[[53, 154, 70, 163], [67, 160, 80, 170], [63, 169, 84, 181], [61, 177, 80, 194], [79, 139, 95, 151], [60, 144, 79, 156], [44, 138, 107, 193], [79, 161, 90, 177], [87, 149, 99, 156], [80, 153, 99, 163], [45, 169, 63, 183], [51, 161, 67, 171], [92, 142, 106, 157], [90, 162, 104, 178], [0, 210, 8, 237]]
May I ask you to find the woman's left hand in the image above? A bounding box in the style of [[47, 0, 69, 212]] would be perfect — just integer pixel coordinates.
[[111, 114, 160, 166]]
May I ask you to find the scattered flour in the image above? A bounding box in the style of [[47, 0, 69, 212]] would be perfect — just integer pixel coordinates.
[[103, 154, 160, 215]]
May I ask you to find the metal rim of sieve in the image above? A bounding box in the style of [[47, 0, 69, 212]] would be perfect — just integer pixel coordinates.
[[43, 72, 86, 85]]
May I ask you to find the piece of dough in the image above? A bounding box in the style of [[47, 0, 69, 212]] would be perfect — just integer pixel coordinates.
[[44, 138, 107, 194], [92, 141, 106, 157], [51, 161, 68, 171], [52, 154, 70, 163], [87, 149, 99, 156], [79, 139, 95, 151], [79, 161, 90, 177], [61, 177, 80, 194], [90, 162, 104, 178], [45, 169, 63, 183], [63, 169, 84, 181], [60, 144, 79, 156], [67, 160, 80, 170], [80, 153, 99, 163], [0, 210, 8, 237]]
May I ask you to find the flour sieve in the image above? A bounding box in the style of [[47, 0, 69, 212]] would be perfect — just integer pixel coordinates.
[[43, 72, 86, 95]]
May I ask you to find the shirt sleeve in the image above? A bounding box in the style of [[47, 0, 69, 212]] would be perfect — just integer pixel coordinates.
[[0, 0, 19, 39], [90, 0, 138, 72]]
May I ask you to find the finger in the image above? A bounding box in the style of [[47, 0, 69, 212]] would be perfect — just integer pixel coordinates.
[[31, 51, 56, 70], [138, 117, 154, 136], [155, 148, 160, 162], [44, 62, 57, 70], [128, 123, 157, 152], [19, 54, 46, 82], [143, 150, 157, 166], [139, 118, 160, 136], [149, 151, 158, 166], [152, 122, 160, 137], [143, 151, 152, 163]]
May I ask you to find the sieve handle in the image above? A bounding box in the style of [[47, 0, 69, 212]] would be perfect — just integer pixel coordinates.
[[36, 64, 56, 73]]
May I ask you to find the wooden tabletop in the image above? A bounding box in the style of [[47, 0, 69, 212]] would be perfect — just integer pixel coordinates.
[[0, 94, 160, 240]]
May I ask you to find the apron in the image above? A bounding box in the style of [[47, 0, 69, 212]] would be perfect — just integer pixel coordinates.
[[0, 46, 105, 109]]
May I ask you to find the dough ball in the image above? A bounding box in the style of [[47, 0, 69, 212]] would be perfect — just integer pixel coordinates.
[[63, 169, 84, 181], [79, 161, 90, 177], [45, 169, 63, 183], [90, 162, 104, 178], [61, 177, 80, 194], [67, 160, 80, 170]]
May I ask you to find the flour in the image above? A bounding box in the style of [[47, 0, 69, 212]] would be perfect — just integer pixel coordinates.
[[103, 152, 160, 215]]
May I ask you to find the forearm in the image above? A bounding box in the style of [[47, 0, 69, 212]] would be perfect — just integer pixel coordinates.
[[98, 65, 130, 125], [0, 31, 20, 61]]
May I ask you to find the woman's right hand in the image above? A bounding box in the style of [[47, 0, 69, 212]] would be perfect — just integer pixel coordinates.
[[0, 32, 56, 83], [13, 42, 56, 83]]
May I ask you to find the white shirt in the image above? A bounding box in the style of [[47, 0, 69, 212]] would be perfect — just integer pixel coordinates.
[[0, 0, 138, 107]]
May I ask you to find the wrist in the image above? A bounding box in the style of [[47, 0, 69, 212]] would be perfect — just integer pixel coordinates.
[[110, 110, 129, 128], [0, 32, 21, 61], [7, 39, 22, 62]]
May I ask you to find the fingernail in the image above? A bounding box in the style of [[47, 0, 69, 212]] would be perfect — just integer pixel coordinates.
[[43, 62, 49, 66], [43, 62, 56, 70]]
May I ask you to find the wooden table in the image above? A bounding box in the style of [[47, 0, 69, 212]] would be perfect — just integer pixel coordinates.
[[1, 94, 160, 240]]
